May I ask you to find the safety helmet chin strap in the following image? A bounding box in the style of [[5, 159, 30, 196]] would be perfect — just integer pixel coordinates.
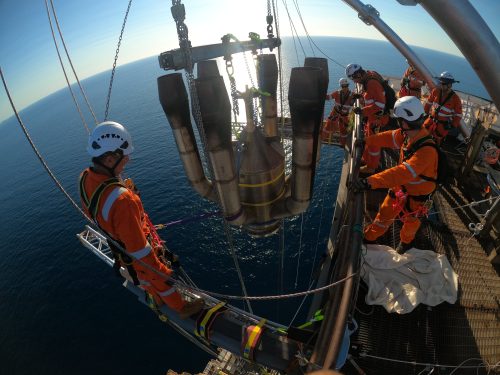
[[93, 150, 124, 177], [398, 119, 423, 135]]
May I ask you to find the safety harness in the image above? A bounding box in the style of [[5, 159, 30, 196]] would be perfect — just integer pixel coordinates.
[[430, 90, 455, 132], [79, 169, 140, 285], [391, 135, 439, 218]]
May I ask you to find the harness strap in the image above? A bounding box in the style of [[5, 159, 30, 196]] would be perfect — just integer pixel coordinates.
[[194, 302, 227, 341], [431, 90, 454, 122], [79, 170, 140, 285], [242, 319, 267, 360]]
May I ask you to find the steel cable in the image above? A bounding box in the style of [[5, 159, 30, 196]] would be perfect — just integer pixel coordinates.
[[48, 0, 98, 125], [44, 0, 90, 134]]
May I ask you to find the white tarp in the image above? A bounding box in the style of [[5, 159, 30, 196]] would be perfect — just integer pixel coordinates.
[[361, 244, 458, 314]]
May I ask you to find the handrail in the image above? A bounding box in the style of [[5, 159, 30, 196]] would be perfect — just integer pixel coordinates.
[[309, 107, 366, 369], [341, 0, 436, 90]]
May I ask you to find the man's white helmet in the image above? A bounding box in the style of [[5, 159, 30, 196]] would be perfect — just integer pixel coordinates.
[[393, 96, 424, 122], [345, 63, 363, 79], [438, 71, 458, 84], [87, 121, 134, 157], [339, 78, 349, 86]]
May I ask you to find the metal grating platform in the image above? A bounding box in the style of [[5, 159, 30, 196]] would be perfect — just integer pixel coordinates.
[[344, 146, 500, 375]]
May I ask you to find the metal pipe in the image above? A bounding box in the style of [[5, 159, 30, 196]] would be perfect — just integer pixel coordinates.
[[418, 0, 500, 111], [157, 73, 216, 201], [195, 74, 246, 225], [341, 0, 436, 89], [257, 54, 279, 138], [272, 66, 324, 217]]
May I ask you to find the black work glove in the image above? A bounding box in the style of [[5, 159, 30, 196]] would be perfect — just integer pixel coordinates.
[[351, 178, 371, 192], [352, 107, 362, 115], [352, 93, 362, 100]]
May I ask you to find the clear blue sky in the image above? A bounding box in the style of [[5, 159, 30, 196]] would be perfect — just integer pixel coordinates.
[[1, 0, 499, 123]]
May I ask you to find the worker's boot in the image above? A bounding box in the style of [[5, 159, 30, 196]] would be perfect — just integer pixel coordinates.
[[178, 298, 204, 319]]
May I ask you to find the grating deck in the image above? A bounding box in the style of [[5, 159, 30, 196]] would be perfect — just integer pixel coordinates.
[[344, 142, 500, 375]]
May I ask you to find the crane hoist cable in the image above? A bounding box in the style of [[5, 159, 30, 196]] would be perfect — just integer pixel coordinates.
[[48, 0, 98, 126], [171, 0, 253, 313], [44, 0, 90, 134], [104, 0, 133, 121]]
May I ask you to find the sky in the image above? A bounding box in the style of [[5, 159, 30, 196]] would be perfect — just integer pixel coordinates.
[[1, 0, 499, 123]]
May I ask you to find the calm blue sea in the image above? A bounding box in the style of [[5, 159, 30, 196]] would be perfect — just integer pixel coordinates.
[[0, 37, 486, 375]]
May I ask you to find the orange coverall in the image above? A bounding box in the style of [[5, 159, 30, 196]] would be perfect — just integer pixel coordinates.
[[423, 88, 462, 144], [363, 128, 438, 245], [80, 168, 185, 311], [323, 89, 354, 146], [360, 72, 390, 169], [398, 66, 425, 98]]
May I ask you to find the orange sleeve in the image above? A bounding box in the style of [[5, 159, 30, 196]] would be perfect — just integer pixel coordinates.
[[365, 129, 404, 149], [368, 145, 437, 190], [112, 195, 172, 276], [362, 80, 385, 118]]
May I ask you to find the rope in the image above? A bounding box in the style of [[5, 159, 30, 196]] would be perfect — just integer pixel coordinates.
[[2, 67, 198, 293], [364, 195, 500, 227], [154, 211, 220, 229], [304, 147, 337, 295], [48, 0, 98, 126], [281, 0, 304, 65], [294, 212, 305, 288], [184, 272, 358, 301], [44, 0, 90, 134], [104, 0, 133, 121], [1, 67, 87, 219], [359, 353, 498, 372]]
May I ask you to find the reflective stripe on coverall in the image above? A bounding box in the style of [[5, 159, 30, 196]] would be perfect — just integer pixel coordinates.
[[423, 88, 462, 144], [80, 168, 185, 311], [399, 67, 425, 98], [363, 128, 438, 244], [361, 73, 390, 169]]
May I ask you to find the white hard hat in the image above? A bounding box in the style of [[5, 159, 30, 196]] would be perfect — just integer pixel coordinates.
[[438, 71, 458, 84], [393, 96, 424, 123], [87, 121, 134, 157], [345, 63, 363, 79], [339, 78, 349, 86]]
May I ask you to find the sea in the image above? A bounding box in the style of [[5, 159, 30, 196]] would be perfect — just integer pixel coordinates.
[[0, 36, 488, 375]]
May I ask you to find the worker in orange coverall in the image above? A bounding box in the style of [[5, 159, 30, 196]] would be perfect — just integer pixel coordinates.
[[323, 77, 354, 147], [351, 96, 438, 253], [346, 63, 390, 175], [79, 121, 204, 318], [423, 71, 462, 145], [398, 62, 425, 99]]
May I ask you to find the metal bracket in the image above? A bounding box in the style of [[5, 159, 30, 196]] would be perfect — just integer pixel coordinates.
[[358, 4, 380, 26], [159, 37, 281, 71]]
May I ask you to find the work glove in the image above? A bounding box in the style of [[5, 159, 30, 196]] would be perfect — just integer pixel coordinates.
[[351, 93, 362, 100], [351, 178, 371, 192], [352, 107, 362, 115]]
